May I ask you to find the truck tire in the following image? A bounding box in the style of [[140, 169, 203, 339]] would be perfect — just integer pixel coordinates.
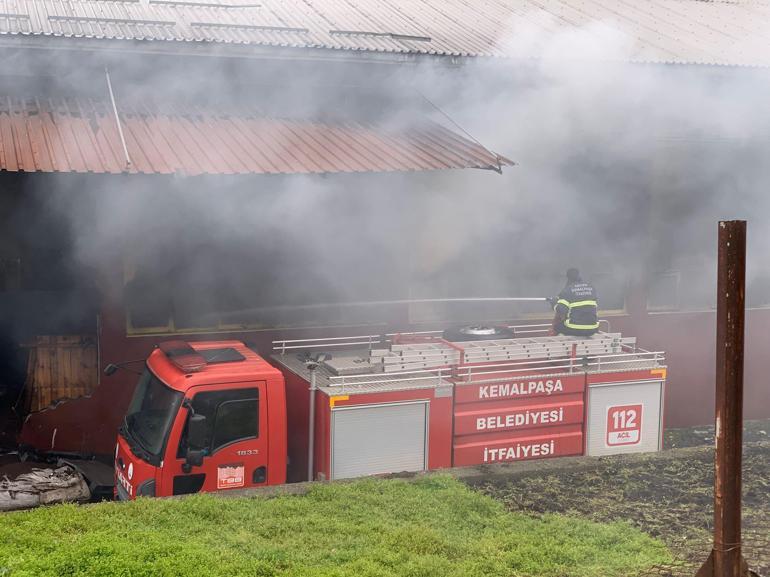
[[442, 325, 514, 342]]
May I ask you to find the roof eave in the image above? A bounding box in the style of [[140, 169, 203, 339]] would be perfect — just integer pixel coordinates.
[[0, 33, 474, 67]]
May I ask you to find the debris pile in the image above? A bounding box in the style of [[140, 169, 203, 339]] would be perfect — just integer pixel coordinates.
[[0, 465, 89, 512]]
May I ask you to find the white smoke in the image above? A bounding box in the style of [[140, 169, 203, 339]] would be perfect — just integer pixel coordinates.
[[5, 9, 770, 335]]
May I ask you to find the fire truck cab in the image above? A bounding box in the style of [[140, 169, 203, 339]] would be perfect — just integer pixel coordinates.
[[114, 340, 287, 499]]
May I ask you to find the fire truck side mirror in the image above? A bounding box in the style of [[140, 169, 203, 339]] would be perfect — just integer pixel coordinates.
[[185, 449, 204, 471], [184, 414, 207, 471], [188, 414, 207, 451]]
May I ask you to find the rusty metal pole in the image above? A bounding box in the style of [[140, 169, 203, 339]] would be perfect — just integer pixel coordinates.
[[697, 220, 752, 577], [714, 219, 746, 577]]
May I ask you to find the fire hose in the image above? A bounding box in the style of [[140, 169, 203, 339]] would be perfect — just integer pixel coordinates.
[[215, 297, 551, 322]]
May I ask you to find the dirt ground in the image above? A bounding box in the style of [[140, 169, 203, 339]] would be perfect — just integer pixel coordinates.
[[665, 419, 769, 449], [468, 420, 770, 577]]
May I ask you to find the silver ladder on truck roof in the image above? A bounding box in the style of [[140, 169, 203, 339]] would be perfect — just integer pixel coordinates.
[[376, 333, 634, 373], [272, 324, 665, 394], [273, 325, 665, 385], [272, 322, 596, 354]]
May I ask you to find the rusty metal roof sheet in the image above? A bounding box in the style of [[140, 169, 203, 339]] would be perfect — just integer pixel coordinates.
[[0, 0, 769, 66], [0, 96, 508, 174]]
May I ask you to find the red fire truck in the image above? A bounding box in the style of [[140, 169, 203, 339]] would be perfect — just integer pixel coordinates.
[[114, 325, 667, 499]]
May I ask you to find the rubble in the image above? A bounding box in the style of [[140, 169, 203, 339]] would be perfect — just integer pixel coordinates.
[[0, 465, 90, 512]]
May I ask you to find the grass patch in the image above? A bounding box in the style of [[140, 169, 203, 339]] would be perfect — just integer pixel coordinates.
[[476, 442, 770, 575], [0, 474, 669, 577]]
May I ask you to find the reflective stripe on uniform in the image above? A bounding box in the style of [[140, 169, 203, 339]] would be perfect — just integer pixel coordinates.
[[564, 320, 600, 330], [565, 300, 597, 308], [561, 298, 599, 330]]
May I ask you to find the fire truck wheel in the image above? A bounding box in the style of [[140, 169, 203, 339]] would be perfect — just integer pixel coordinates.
[[442, 325, 514, 342]]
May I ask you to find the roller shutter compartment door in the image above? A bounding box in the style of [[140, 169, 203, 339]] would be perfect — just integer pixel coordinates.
[[587, 380, 663, 456], [331, 401, 428, 480]]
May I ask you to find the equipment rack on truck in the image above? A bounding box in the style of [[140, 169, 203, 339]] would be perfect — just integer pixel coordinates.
[[271, 325, 667, 482]]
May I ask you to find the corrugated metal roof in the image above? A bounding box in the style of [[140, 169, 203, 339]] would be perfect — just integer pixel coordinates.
[[0, 96, 508, 174], [0, 0, 769, 66]]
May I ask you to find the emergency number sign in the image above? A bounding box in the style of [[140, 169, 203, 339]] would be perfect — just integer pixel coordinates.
[[217, 464, 245, 489], [606, 404, 642, 446]]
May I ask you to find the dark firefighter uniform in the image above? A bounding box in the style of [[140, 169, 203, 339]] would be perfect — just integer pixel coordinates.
[[553, 280, 599, 337]]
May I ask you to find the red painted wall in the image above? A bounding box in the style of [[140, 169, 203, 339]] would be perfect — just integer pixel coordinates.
[[19, 299, 770, 457], [609, 309, 770, 428], [20, 303, 391, 455], [19, 304, 297, 455]]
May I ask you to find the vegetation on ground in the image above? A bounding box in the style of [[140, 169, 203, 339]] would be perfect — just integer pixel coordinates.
[[0, 474, 669, 577], [475, 438, 770, 577], [664, 418, 769, 449]]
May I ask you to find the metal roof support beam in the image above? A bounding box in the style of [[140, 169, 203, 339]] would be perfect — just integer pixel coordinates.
[[104, 66, 132, 170]]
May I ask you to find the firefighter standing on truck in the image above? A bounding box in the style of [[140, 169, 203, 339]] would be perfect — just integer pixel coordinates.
[[549, 268, 599, 337]]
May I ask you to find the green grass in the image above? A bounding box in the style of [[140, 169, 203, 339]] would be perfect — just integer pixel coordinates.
[[0, 474, 670, 577]]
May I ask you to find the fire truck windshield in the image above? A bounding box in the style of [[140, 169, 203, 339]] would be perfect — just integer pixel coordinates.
[[123, 368, 183, 464]]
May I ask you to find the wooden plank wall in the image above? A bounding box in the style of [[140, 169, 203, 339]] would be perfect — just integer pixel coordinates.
[[23, 336, 98, 412]]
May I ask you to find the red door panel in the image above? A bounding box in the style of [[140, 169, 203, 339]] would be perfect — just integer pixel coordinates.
[[160, 381, 269, 496]]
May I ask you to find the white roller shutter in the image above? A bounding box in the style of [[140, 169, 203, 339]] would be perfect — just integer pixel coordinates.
[[587, 380, 664, 456], [331, 401, 428, 480]]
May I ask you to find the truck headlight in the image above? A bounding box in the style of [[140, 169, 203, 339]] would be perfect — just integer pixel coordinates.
[[136, 479, 156, 497]]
